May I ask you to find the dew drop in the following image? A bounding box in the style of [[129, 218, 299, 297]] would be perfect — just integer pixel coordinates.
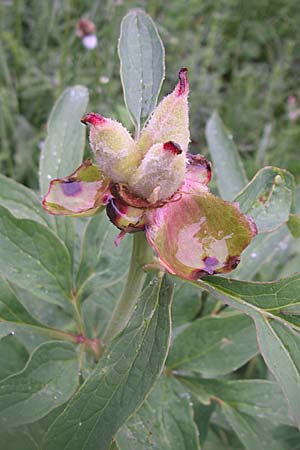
[[251, 252, 257, 259], [47, 174, 52, 180]]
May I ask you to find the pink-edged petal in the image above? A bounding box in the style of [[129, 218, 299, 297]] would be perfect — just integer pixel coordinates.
[[145, 189, 257, 280], [106, 198, 146, 233], [138, 68, 190, 154], [184, 153, 212, 190], [42, 159, 110, 216]]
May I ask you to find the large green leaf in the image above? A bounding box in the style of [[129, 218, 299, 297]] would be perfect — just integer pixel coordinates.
[[167, 313, 258, 376], [222, 406, 289, 450], [0, 174, 51, 227], [0, 341, 78, 428], [118, 9, 165, 134], [179, 376, 295, 450], [234, 167, 294, 233], [205, 112, 248, 200], [232, 225, 290, 280], [0, 276, 40, 327], [178, 377, 292, 426], [0, 276, 72, 349], [1, 405, 65, 450], [117, 377, 200, 450], [76, 214, 131, 288], [39, 85, 89, 196], [0, 336, 28, 381], [193, 274, 300, 428], [172, 279, 202, 328], [42, 275, 173, 450], [255, 316, 300, 429], [0, 206, 72, 310], [199, 273, 300, 312], [80, 273, 123, 339]]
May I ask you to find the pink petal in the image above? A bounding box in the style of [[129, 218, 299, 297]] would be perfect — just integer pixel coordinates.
[[106, 198, 146, 233], [42, 159, 110, 216], [145, 182, 257, 280]]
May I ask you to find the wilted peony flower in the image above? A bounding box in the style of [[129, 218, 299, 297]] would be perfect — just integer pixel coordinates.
[[42, 69, 257, 280]]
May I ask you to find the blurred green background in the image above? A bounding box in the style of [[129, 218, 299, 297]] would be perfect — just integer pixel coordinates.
[[1, 0, 300, 189]]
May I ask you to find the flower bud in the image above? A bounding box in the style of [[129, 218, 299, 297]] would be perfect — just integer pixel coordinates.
[[138, 68, 190, 154], [128, 141, 186, 203], [81, 113, 141, 183]]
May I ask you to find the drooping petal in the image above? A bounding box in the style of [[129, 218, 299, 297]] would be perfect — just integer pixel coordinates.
[[106, 198, 145, 233], [81, 112, 141, 183], [145, 181, 257, 280], [42, 159, 110, 216], [184, 153, 212, 190], [138, 68, 190, 154], [128, 141, 186, 203]]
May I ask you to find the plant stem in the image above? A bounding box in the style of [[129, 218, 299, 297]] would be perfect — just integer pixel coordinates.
[[71, 288, 86, 336], [103, 232, 153, 343]]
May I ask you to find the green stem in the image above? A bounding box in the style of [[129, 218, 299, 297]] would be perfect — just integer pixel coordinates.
[[103, 232, 153, 343]]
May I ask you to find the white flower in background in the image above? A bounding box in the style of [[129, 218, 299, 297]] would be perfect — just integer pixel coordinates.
[[76, 18, 98, 50]]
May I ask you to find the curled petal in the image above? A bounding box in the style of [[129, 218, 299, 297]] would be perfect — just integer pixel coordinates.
[[145, 189, 257, 280], [42, 160, 110, 216], [138, 68, 190, 154], [106, 198, 145, 233], [128, 141, 186, 203], [184, 154, 212, 190], [81, 112, 141, 183]]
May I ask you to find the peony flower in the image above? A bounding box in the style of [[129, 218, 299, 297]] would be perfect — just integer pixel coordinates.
[[42, 69, 257, 280]]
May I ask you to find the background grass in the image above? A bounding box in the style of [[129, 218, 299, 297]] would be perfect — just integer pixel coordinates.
[[1, 0, 300, 188]]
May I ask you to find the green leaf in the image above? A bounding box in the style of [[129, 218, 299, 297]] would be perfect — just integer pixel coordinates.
[[117, 377, 201, 450], [42, 275, 173, 450], [222, 406, 288, 450], [80, 273, 123, 339], [234, 167, 294, 233], [0, 206, 72, 310], [172, 279, 202, 328], [0, 174, 52, 227], [205, 112, 248, 200], [179, 376, 294, 450], [0, 341, 78, 428], [232, 225, 290, 280], [10, 282, 75, 330], [204, 427, 243, 450], [1, 405, 65, 450], [167, 313, 258, 376], [39, 85, 89, 196], [288, 214, 300, 238], [0, 276, 73, 349], [0, 276, 40, 326], [193, 274, 300, 428], [178, 377, 292, 426], [118, 9, 165, 134], [255, 316, 300, 429], [76, 214, 131, 287], [0, 336, 28, 381], [199, 273, 300, 312], [193, 401, 215, 447]]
